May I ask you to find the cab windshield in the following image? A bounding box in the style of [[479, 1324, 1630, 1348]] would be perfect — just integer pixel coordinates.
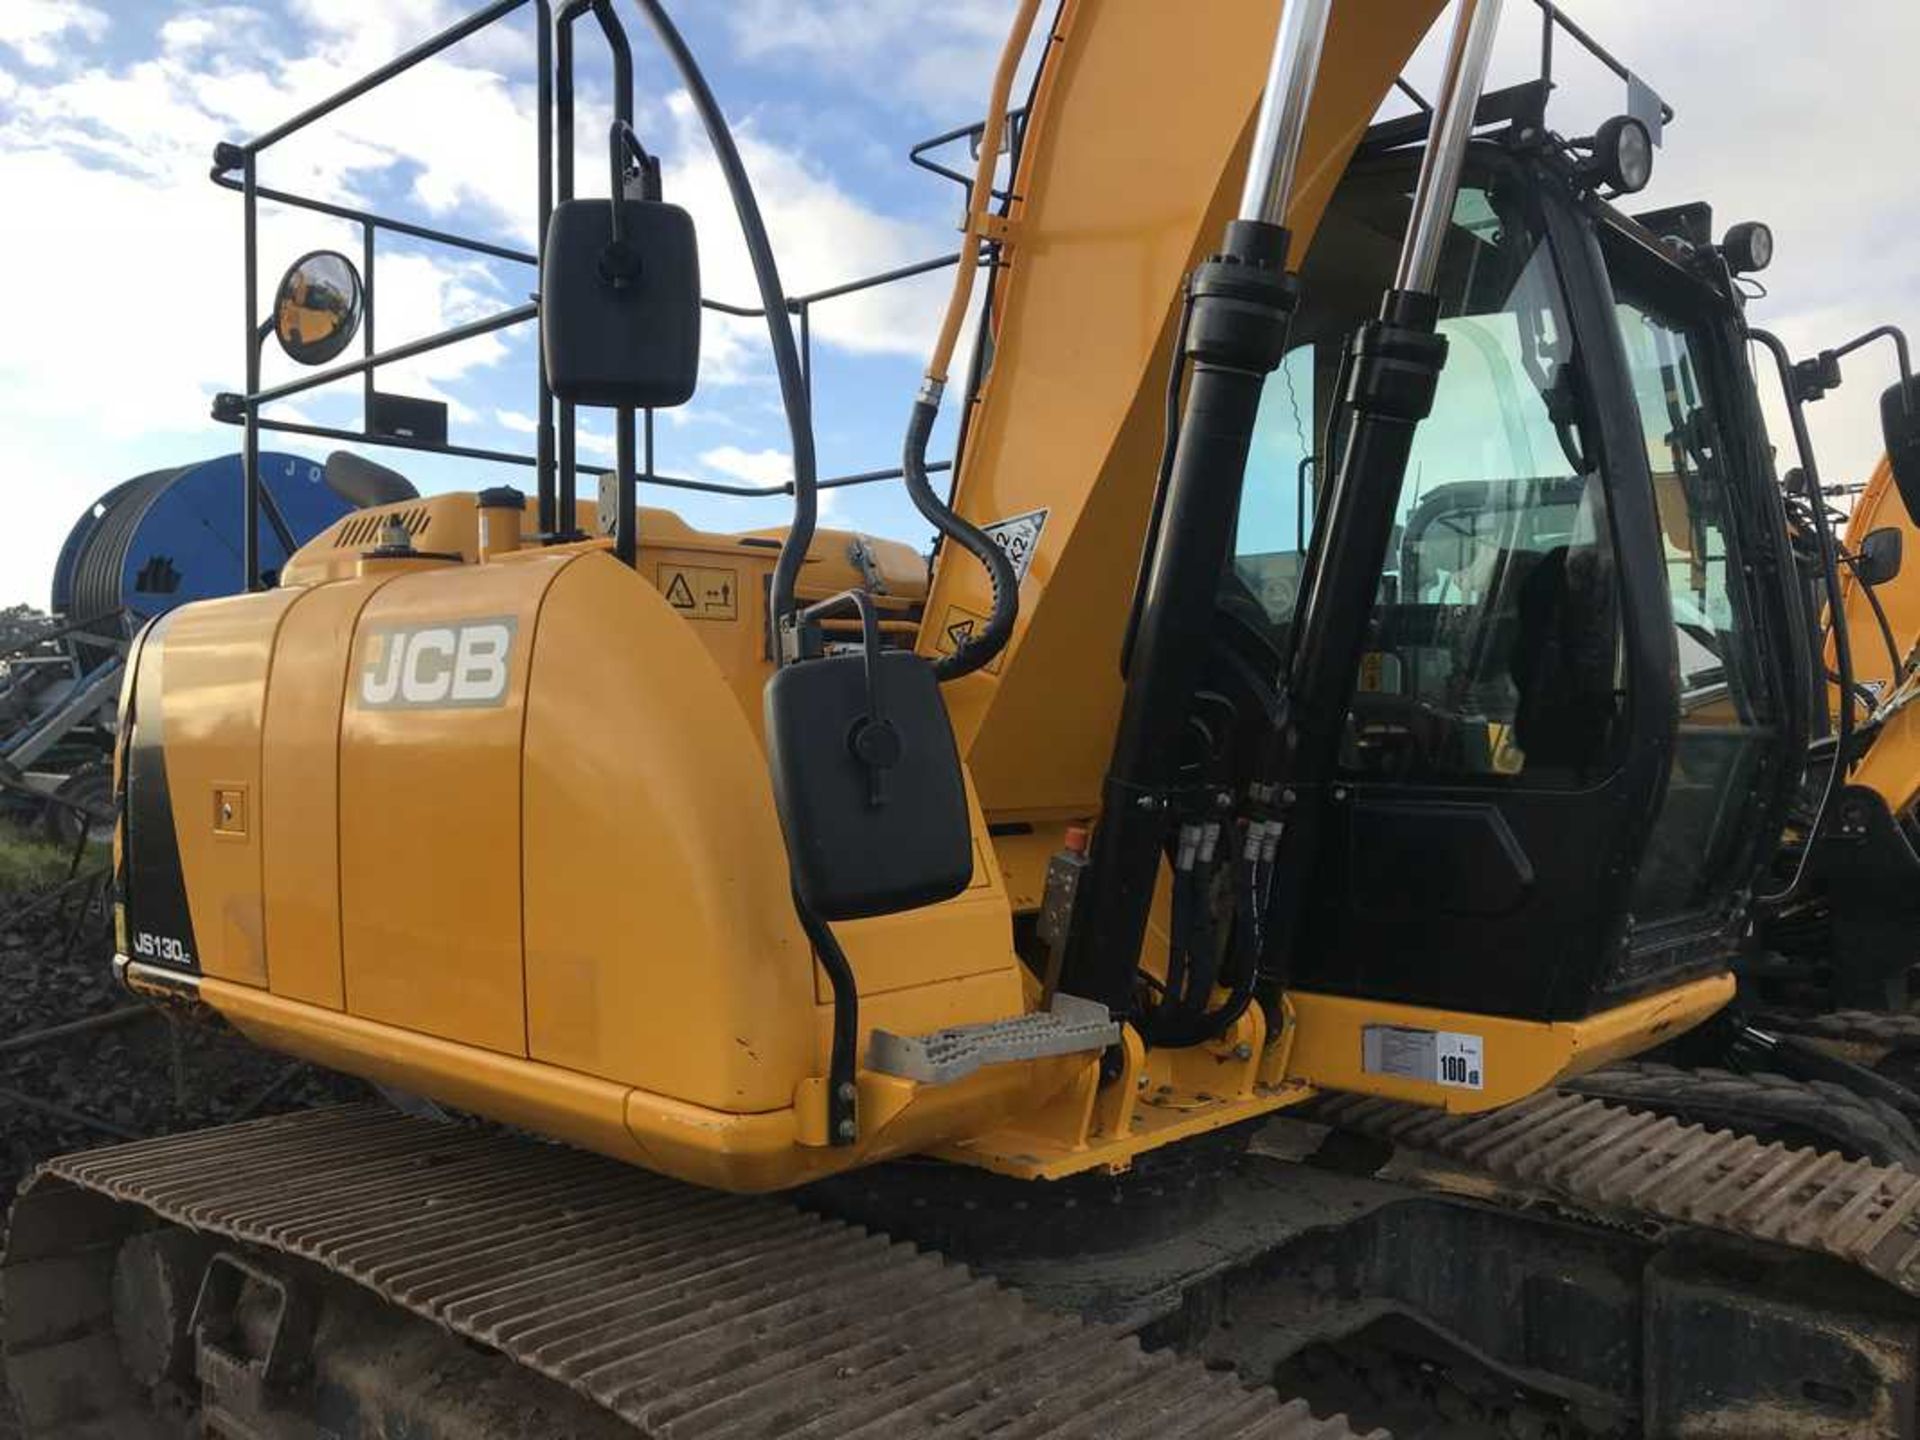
[[1235, 157, 1622, 785]]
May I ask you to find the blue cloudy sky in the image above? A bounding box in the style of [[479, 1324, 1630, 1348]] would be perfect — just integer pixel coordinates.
[[1, 0, 1915, 607]]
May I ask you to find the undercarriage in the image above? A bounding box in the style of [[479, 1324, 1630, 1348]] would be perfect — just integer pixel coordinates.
[[11, 1079, 1920, 1439]]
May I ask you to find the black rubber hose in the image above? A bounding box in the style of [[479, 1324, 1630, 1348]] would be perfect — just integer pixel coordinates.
[[628, 0, 817, 643], [1841, 548, 1907, 687], [1148, 857, 1261, 1050], [905, 397, 1018, 680]]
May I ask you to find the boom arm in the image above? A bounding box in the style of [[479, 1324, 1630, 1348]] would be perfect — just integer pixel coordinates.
[[918, 0, 1447, 820]]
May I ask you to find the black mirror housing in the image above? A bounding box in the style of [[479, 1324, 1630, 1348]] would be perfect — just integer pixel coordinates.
[[1882, 376, 1920, 528], [765, 651, 973, 921], [542, 199, 700, 408], [1857, 526, 1903, 588]]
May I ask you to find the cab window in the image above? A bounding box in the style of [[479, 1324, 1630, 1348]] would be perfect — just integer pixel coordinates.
[[1236, 164, 1624, 785], [1613, 287, 1774, 918]]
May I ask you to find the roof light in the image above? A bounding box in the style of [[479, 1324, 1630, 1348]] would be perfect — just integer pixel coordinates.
[[1722, 221, 1774, 274], [1586, 115, 1653, 195]]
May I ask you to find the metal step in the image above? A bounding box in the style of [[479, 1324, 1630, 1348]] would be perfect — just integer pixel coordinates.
[[5, 1104, 1379, 1439], [868, 994, 1122, 1085]]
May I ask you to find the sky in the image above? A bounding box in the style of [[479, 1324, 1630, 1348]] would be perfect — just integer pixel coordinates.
[[0, 0, 1914, 609]]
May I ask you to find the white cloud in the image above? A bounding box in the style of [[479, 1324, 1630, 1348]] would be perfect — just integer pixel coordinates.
[[0, 5, 537, 605], [1412, 1, 1920, 490], [494, 407, 537, 434], [724, 0, 1017, 115], [694, 445, 850, 520], [699, 445, 791, 488], [0, 0, 107, 68]]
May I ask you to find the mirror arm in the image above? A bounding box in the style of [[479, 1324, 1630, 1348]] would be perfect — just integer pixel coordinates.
[[610, 120, 662, 209], [1829, 324, 1914, 411]]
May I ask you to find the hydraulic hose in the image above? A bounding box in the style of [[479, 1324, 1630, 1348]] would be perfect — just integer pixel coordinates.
[[1841, 547, 1907, 687], [906, 397, 1018, 680], [909, 0, 1042, 681], [621, 0, 852, 1135], [626, 0, 817, 643]]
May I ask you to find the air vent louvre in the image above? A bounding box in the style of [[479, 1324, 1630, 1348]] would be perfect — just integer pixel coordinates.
[[334, 506, 432, 550]]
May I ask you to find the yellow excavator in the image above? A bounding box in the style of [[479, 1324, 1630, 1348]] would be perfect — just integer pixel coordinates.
[[1717, 439, 1920, 1102], [12, 0, 1920, 1435]]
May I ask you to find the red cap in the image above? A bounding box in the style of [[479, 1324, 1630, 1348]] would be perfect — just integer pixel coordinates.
[[1063, 824, 1090, 854]]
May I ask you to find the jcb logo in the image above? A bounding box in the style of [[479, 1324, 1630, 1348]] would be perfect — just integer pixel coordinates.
[[358, 619, 517, 710]]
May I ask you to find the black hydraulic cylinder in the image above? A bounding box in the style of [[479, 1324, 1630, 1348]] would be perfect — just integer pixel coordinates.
[[1264, 288, 1447, 961], [1057, 219, 1298, 1016]]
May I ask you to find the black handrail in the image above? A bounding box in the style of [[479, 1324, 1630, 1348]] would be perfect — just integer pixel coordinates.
[[219, 0, 975, 574], [1535, 0, 1675, 127]]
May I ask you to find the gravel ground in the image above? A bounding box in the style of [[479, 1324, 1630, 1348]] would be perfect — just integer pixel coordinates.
[[0, 857, 364, 1436], [0, 867, 364, 1200]]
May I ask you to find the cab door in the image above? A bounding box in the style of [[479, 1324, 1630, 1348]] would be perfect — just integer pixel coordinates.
[[1245, 152, 1792, 1023]]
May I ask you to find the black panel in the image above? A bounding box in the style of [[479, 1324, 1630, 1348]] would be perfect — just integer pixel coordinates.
[[1296, 779, 1636, 1018], [1345, 801, 1533, 922], [120, 613, 199, 972]]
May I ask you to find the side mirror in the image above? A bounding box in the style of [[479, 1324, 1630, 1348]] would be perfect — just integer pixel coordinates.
[[1881, 376, 1920, 527], [273, 250, 364, 365], [764, 595, 972, 920], [1856, 526, 1902, 587], [542, 199, 700, 408]]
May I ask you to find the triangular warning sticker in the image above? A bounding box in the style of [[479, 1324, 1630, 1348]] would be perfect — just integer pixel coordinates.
[[946, 618, 975, 648], [664, 572, 696, 609]]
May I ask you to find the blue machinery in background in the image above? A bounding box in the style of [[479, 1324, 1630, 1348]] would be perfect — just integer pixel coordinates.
[[2, 453, 358, 828]]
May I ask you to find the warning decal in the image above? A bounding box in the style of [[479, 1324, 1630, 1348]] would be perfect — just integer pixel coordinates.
[[931, 603, 1003, 674], [657, 563, 739, 621], [982, 508, 1048, 586]]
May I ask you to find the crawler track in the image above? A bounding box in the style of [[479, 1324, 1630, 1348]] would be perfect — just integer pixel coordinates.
[[3, 1104, 1375, 1439], [1314, 1086, 1920, 1295]]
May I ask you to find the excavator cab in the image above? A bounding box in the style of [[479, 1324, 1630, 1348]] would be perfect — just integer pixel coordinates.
[[1228, 117, 1804, 1022]]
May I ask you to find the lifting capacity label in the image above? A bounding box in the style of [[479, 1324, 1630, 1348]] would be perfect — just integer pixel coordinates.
[[1362, 1025, 1484, 1091]]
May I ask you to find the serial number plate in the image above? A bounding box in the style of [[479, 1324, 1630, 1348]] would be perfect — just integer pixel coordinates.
[[1362, 1025, 1484, 1091]]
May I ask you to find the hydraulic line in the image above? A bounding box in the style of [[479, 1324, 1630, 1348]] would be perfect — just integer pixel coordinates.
[[1840, 545, 1906, 687], [625, 0, 816, 645], [621, 0, 860, 1140], [907, 0, 1042, 681]]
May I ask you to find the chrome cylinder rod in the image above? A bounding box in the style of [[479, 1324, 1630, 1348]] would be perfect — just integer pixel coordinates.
[[1238, 0, 1336, 227], [1394, 0, 1505, 295]]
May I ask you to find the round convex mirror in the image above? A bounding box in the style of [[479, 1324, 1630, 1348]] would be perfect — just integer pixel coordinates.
[[273, 250, 364, 365]]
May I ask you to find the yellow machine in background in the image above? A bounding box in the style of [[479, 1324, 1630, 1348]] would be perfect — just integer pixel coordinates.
[[1838, 456, 1920, 812]]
